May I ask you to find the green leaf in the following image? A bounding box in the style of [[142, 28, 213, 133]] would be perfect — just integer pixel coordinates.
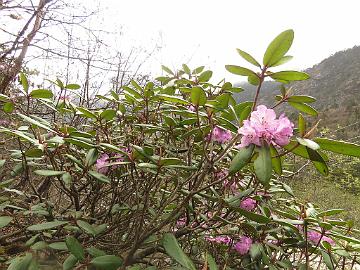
[[206, 253, 218, 270], [90, 255, 123, 270], [17, 113, 54, 132], [8, 253, 33, 270], [248, 73, 260, 85], [157, 94, 189, 105], [229, 144, 254, 175], [317, 209, 344, 218], [270, 144, 282, 175], [65, 84, 81, 90], [66, 236, 85, 261], [321, 251, 334, 270], [288, 95, 316, 103], [233, 207, 271, 224], [0, 216, 12, 228], [77, 107, 97, 119], [236, 49, 261, 67], [271, 55, 293, 67], [182, 64, 191, 74], [77, 220, 96, 236], [25, 148, 43, 158], [250, 243, 262, 260], [161, 65, 174, 75], [288, 102, 318, 116], [63, 254, 78, 270], [263, 29, 294, 67], [254, 144, 272, 186], [284, 141, 328, 161], [88, 170, 110, 184], [192, 66, 205, 74], [314, 138, 360, 157], [162, 233, 196, 270], [100, 109, 116, 121], [270, 71, 309, 82], [190, 87, 207, 106], [3, 102, 14, 113], [198, 70, 213, 82], [34, 170, 65, 176], [27, 220, 68, 231], [49, 242, 68, 250], [86, 247, 107, 257], [85, 148, 99, 167], [298, 114, 306, 136], [30, 89, 53, 99], [225, 65, 257, 77], [306, 147, 329, 176], [296, 138, 320, 150], [20, 73, 29, 93]]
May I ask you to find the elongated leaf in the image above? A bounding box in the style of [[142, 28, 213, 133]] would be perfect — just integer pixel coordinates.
[[190, 87, 207, 106], [7, 253, 32, 270], [297, 138, 320, 150], [284, 141, 328, 161], [270, 144, 282, 175], [225, 65, 257, 77], [298, 114, 306, 136], [88, 170, 110, 183], [63, 254, 78, 270], [254, 145, 272, 186], [288, 95, 316, 103], [207, 253, 218, 270], [20, 73, 29, 93], [77, 220, 96, 236], [198, 70, 213, 82], [314, 138, 360, 157], [271, 55, 293, 67], [100, 109, 116, 121], [270, 71, 309, 81], [157, 94, 189, 105], [17, 113, 54, 132], [85, 148, 99, 167], [49, 242, 68, 250], [30, 89, 53, 99], [0, 216, 13, 228], [27, 220, 68, 231], [34, 170, 65, 176], [90, 255, 123, 270], [66, 236, 85, 261], [192, 66, 205, 74], [233, 207, 271, 224], [182, 64, 191, 74], [263, 29, 294, 67], [162, 233, 196, 270], [236, 49, 261, 67], [162, 65, 174, 75], [3, 102, 14, 113], [288, 102, 318, 116], [77, 107, 97, 119], [65, 84, 81, 90], [229, 144, 254, 175], [306, 147, 329, 176]]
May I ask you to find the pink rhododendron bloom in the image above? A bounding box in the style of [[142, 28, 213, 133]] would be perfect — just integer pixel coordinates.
[[188, 105, 196, 112], [208, 126, 232, 144], [240, 197, 257, 211], [223, 180, 240, 193], [307, 230, 335, 246], [233, 236, 253, 255], [238, 105, 294, 148], [176, 217, 187, 228], [205, 235, 232, 245], [96, 154, 109, 174]]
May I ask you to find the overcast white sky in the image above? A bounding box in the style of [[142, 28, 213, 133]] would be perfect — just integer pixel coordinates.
[[92, 0, 360, 80]]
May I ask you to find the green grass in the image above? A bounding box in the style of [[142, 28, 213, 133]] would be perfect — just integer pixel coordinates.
[[286, 174, 360, 228]]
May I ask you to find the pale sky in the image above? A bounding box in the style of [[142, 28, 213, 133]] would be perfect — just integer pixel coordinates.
[[94, 0, 360, 81]]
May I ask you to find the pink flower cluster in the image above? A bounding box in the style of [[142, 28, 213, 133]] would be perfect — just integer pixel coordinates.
[[95, 151, 128, 174], [233, 236, 253, 255], [240, 197, 257, 211], [205, 235, 253, 255], [238, 105, 294, 148], [208, 126, 232, 144], [307, 230, 335, 246]]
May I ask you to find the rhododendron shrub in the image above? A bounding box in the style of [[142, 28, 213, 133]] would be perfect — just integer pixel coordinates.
[[0, 30, 360, 269]]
